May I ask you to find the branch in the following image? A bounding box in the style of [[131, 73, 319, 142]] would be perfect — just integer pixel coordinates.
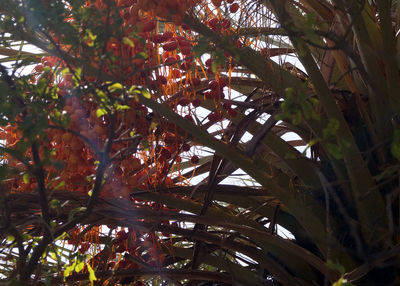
[[345, 244, 400, 282], [50, 268, 232, 285], [31, 142, 50, 225]]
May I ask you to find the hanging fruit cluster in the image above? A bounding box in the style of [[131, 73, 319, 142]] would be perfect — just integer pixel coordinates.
[[0, 0, 245, 281], [0, 0, 246, 204]]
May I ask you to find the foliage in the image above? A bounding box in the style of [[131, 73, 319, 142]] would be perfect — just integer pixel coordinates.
[[0, 0, 400, 285]]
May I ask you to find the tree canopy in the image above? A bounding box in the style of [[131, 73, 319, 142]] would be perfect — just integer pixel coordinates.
[[1, 0, 400, 285]]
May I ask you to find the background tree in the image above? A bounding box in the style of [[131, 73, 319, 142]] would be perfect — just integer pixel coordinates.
[[1, 0, 400, 285]]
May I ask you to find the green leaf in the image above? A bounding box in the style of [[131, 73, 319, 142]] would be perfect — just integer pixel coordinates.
[[96, 89, 107, 99], [128, 85, 138, 93], [213, 49, 227, 67], [211, 61, 219, 73], [134, 52, 148, 59], [115, 104, 131, 111], [108, 82, 123, 92], [192, 40, 211, 57], [96, 108, 107, 117], [87, 264, 97, 285], [142, 88, 151, 99], [141, 139, 150, 150], [23, 173, 30, 184], [68, 207, 86, 221], [54, 180, 65, 189], [323, 118, 340, 139], [326, 142, 343, 159], [327, 260, 345, 275], [75, 67, 82, 81], [122, 37, 134, 47], [50, 199, 60, 209], [45, 276, 52, 286], [61, 68, 70, 76], [333, 277, 354, 286], [391, 129, 400, 160], [84, 29, 97, 43]]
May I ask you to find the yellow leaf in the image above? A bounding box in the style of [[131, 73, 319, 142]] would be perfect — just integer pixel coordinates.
[[75, 261, 84, 273], [87, 264, 97, 285], [63, 262, 76, 281]]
